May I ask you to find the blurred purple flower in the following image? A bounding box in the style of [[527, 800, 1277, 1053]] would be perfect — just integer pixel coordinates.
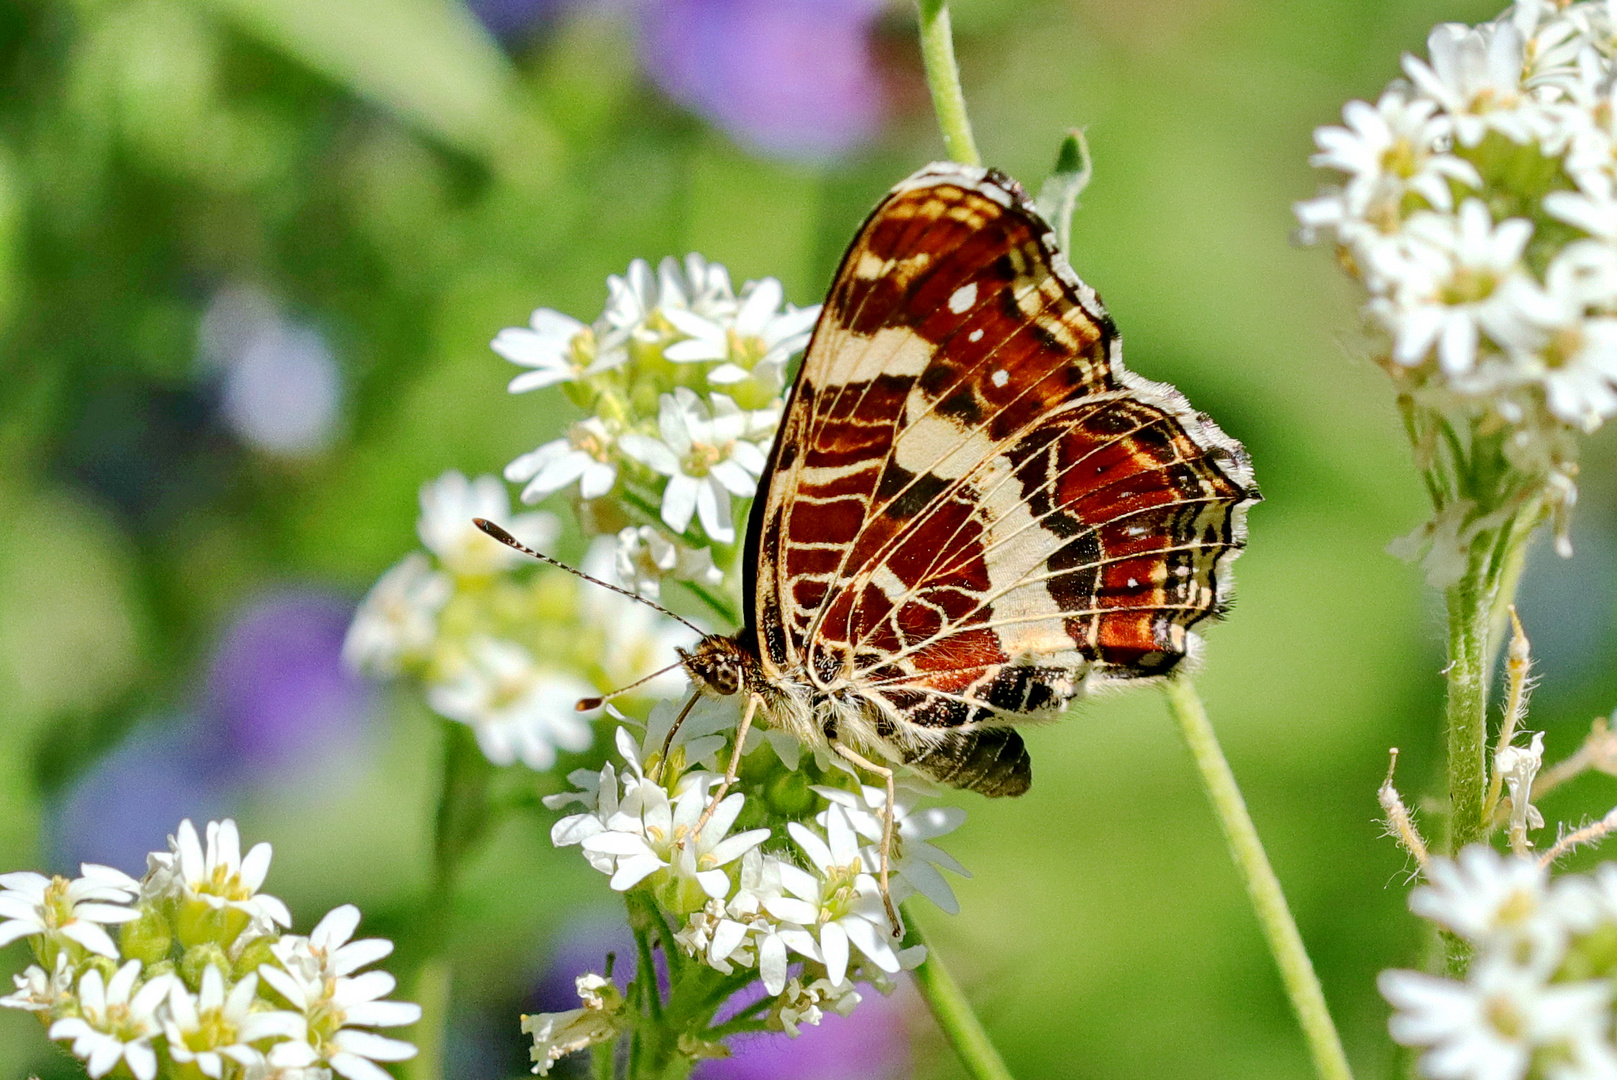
[[48, 721, 233, 877], [205, 590, 375, 778], [467, 0, 563, 41], [695, 977, 914, 1080], [640, 0, 889, 160]]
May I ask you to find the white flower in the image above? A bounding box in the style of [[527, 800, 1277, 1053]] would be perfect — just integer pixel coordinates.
[[1311, 89, 1481, 216], [619, 389, 769, 543], [521, 973, 624, 1076], [613, 524, 724, 600], [0, 952, 74, 1014], [767, 806, 903, 987], [0, 863, 140, 959], [1403, 20, 1539, 147], [506, 417, 620, 505], [493, 309, 602, 393], [1380, 960, 1614, 1080], [164, 967, 303, 1078], [260, 948, 421, 1080], [675, 846, 792, 985], [1552, 862, 1617, 934], [48, 961, 171, 1080], [1495, 731, 1548, 842], [812, 785, 970, 915], [1493, 253, 1617, 430], [270, 905, 396, 985], [1378, 200, 1534, 374], [144, 819, 292, 935], [415, 471, 558, 577], [578, 737, 770, 899], [773, 976, 862, 1038], [342, 554, 451, 677], [244, 1066, 333, 1080], [1411, 845, 1551, 948], [425, 637, 595, 770], [662, 277, 820, 395]]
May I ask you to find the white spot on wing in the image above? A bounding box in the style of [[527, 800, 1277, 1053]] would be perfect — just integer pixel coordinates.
[[948, 283, 978, 314], [968, 329, 984, 343], [991, 369, 1008, 387]]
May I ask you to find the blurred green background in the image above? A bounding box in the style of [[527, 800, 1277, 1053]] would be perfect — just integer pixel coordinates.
[[4, 0, 1616, 1076]]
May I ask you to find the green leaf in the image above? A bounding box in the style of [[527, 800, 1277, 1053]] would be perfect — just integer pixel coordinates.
[[1034, 128, 1091, 257]]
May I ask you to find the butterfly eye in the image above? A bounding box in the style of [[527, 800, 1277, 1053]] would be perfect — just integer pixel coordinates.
[[713, 664, 740, 696]]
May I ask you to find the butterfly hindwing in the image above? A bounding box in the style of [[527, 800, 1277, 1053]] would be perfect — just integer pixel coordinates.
[[744, 162, 1258, 794]]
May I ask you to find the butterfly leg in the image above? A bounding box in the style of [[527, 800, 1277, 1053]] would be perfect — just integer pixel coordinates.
[[830, 741, 902, 938], [689, 691, 761, 840]]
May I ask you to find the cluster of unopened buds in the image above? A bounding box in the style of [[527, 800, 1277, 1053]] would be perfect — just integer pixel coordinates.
[[0, 818, 417, 1080]]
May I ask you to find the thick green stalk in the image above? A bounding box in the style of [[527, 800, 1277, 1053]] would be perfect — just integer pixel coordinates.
[[905, 918, 1015, 1080], [915, 0, 981, 166], [1444, 541, 1494, 854], [1162, 677, 1354, 1080]]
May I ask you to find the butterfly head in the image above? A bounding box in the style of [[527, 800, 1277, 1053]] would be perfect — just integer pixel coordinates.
[[679, 633, 755, 698]]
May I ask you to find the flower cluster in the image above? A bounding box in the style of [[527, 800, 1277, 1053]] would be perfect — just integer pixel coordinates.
[[0, 818, 417, 1080], [1296, 1, 1617, 580], [343, 470, 695, 770], [1381, 846, 1617, 1080], [496, 254, 816, 597], [522, 703, 958, 1071]]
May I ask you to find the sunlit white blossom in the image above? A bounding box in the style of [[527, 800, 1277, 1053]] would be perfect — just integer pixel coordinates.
[[507, 418, 621, 505], [271, 904, 396, 985], [1403, 21, 1538, 146], [164, 967, 303, 1078], [426, 636, 595, 770], [260, 949, 421, 1080], [48, 961, 171, 1080], [0, 863, 140, 959], [522, 973, 624, 1076], [619, 389, 769, 543], [813, 785, 970, 915], [144, 819, 292, 935], [773, 976, 862, 1038], [493, 308, 601, 393], [0, 952, 74, 1014], [1311, 88, 1480, 217], [614, 524, 724, 600], [663, 277, 820, 396]]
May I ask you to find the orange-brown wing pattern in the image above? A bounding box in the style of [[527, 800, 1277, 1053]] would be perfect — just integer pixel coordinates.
[[745, 162, 1258, 793]]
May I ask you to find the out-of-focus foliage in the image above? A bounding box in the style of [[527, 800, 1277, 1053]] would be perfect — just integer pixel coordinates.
[[2, 0, 1616, 1077]]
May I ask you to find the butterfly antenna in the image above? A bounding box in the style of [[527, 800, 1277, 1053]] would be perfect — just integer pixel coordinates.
[[473, 518, 707, 637], [575, 657, 692, 713]]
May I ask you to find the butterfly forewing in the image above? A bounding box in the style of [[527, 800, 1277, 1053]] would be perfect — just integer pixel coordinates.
[[744, 162, 1258, 795]]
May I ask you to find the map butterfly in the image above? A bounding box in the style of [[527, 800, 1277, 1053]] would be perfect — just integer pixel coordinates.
[[482, 161, 1259, 931]]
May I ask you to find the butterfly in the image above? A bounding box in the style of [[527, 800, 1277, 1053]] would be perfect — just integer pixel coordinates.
[[481, 160, 1259, 932]]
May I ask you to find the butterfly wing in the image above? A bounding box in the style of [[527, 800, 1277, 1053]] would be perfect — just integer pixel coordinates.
[[744, 162, 1258, 794]]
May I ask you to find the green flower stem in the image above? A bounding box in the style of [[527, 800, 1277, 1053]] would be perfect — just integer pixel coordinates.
[[905, 916, 1015, 1080], [1444, 540, 1495, 855], [915, 0, 981, 167], [1161, 677, 1354, 1080]]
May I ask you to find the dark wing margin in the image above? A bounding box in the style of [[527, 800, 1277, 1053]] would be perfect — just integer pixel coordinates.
[[747, 161, 1259, 793]]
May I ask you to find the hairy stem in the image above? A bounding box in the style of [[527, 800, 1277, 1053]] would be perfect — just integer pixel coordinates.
[[905, 917, 1015, 1080], [1162, 677, 1354, 1080], [1445, 540, 1496, 854], [915, 0, 981, 166]]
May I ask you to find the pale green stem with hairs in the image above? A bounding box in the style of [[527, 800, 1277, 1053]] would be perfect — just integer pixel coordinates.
[[916, 0, 981, 167], [1163, 677, 1354, 1080], [905, 917, 1015, 1080]]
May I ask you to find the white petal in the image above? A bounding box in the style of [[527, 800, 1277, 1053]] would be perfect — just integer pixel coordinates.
[[759, 934, 789, 994], [660, 475, 700, 534], [331, 1030, 420, 1062], [695, 481, 734, 543], [343, 1000, 423, 1028], [820, 921, 849, 986], [329, 1053, 400, 1080]]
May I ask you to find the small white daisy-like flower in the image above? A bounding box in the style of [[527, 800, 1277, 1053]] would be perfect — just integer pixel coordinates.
[[662, 277, 820, 396], [48, 960, 172, 1080], [613, 524, 724, 600], [1310, 88, 1481, 217], [619, 389, 769, 543], [341, 553, 452, 678], [164, 966, 304, 1078], [1411, 845, 1551, 948], [414, 471, 558, 577], [812, 785, 970, 915], [579, 754, 770, 903], [1379, 199, 1534, 374], [521, 973, 625, 1076], [0, 951, 74, 1014], [767, 806, 903, 987], [270, 905, 396, 985], [493, 309, 605, 393], [675, 846, 792, 985], [0, 863, 140, 959], [506, 417, 620, 505], [1380, 959, 1614, 1080], [260, 949, 421, 1080], [1403, 20, 1539, 147], [144, 819, 292, 936], [425, 636, 595, 771]]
